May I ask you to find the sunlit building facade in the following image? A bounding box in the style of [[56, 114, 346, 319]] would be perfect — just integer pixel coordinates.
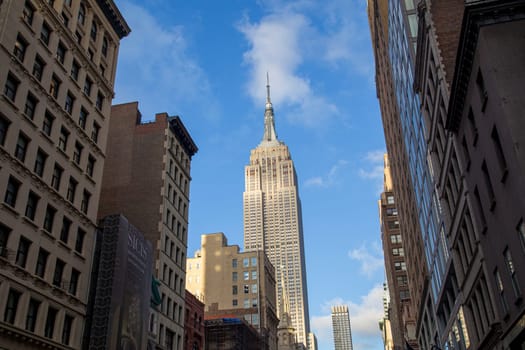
[[0, 0, 129, 348], [243, 81, 310, 347]]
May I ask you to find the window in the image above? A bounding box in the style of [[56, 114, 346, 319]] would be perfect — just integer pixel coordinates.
[[53, 259, 65, 287], [232, 258, 238, 268], [4, 289, 21, 324], [504, 248, 521, 298], [96, 92, 104, 110], [397, 275, 408, 287], [35, 248, 49, 278], [476, 68, 488, 111], [32, 55, 45, 81], [56, 41, 66, 64], [87, 48, 94, 61], [61, 12, 69, 27], [90, 20, 97, 40], [83, 77, 92, 96], [49, 74, 60, 99], [23, 1, 35, 25], [0, 224, 10, 258], [243, 271, 249, 280], [44, 307, 57, 338], [81, 190, 90, 214], [58, 127, 69, 151], [62, 315, 73, 345], [244, 285, 249, 294], [16, 236, 31, 268], [390, 234, 402, 244], [243, 258, 249, 267], [243, 299, 250, 308], [24, 191, 39, 220], [25, 298, 41, 332], [24, 92, 38, 120], [69, 269, 79, 295], [232, 285, 238, 295], [232, 272, 238, 281], [252, 284, 257, 294], [392, 247, 404, 256], [251, 257, 257, 266], [75, 228, 85, 253], [494, 269, 509, 315], [79, 107, 88, 129], [67, 178, 77, 202], [43, 205, 56, 232], [43, 111, 54, 136], [387, 195, 395, 204], [102, 37, 108, 56], [51, 164, 63, 190], [400, 290, 410, 300], [481, 161, 495, 209], [4, 176, 21, 207], [0, 115, 10, 146], [40, 21, 51, 45], [4, 73, 19, 101], [14, 34, 28, 62], [86, 155, 95, 177], [232, 299, 238, 306], [15, 133, 29, 161], [387, 220, 400, 230], [91, 122, 100, 142], [71, 60, 80, 81], [78, 4, 86, 25], [32, 149, 47, 177], [251, 270, 257, 280], [394, 261, 406, 271], [60, 217, 71, 243], [491, 126, 508, 180], [73, 142, 83, 164], [65, 92, 75, 114]]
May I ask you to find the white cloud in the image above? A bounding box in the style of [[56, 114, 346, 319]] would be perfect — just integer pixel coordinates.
[[114, 2, 218, 121], [237, 12, 339, 127], [358, 150, 386, 195], [349, 243, 384, 278], [304, 160, 348, 188], [311, 285, 385, 347]]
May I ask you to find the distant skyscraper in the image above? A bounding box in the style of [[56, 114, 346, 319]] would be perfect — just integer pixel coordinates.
[[243, 78, 310, 346], [331, 305, 353, 350]]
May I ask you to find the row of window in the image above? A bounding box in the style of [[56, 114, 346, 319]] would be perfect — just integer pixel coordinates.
[[232, 284, 258, 295], [160, 292, 183, 324], [4, 68, 102, 143], [232, 298, 258, 309], [163, 235, 185, 268], [24, 0, 112, 69], [4, 287, 76, 344], [231, 270, 257, 281], [161, 263, 184, 295], [168, 160, 189, 196], [0, 224, 83, 295], [232, 257, 257, 268]]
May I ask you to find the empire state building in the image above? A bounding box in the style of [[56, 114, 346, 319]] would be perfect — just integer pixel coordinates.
[[243, 79, 311, 347]]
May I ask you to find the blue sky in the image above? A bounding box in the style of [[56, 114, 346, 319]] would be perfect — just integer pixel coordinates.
[[112, 1, 386, 349]]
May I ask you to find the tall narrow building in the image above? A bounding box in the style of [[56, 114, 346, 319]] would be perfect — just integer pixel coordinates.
[[243, 79, 310, 347], [331, 305, 353, 350]]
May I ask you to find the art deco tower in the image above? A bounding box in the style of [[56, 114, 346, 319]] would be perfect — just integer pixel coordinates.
[[331, 305, 353, 350], [243, 78, 310, 346]]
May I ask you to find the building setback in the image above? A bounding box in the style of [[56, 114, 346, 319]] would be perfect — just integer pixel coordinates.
[[98, 101, 198, 349], [331, 305, 353, 350], [186, 232, 278, 350], [243, 79, 311, 348], [0, 0, 129, 348]]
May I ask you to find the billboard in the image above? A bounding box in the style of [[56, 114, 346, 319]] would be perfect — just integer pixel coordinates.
[[88, 214, 153, 350]]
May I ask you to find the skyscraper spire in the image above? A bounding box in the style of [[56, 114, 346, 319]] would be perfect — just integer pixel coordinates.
[[261, 73, 280, 145]]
